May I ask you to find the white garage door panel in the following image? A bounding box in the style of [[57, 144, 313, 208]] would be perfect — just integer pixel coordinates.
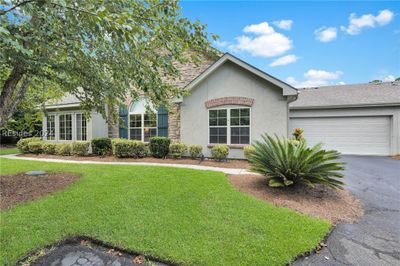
[[290, 116, 391, 155]]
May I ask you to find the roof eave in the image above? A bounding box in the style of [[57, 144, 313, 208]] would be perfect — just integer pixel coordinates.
[[290, 102, 400, 110]]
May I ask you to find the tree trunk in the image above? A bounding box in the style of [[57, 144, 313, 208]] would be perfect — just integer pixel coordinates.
[[0, 66, 30, 127]]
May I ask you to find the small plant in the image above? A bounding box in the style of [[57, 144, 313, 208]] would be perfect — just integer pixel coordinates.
[[16, 137, 41, 153], [250, 134, 345, 189], [27, 141, 43, 154], [189, 144, 202, 159], [42, 143, 57, 154], [149, 137, 170, 158], [71, 141, 90, 156], [211, 144, 229, 161], [112, 139, 147, 158], [169, 143, 187, 158], [243, 145, 255, 160], [292, 128, 304, 141], [91, 137, 112, 156], [55, 143, 72, 156]]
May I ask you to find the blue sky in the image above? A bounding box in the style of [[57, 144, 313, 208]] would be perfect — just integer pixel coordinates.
[[180, 1, 399, 87]]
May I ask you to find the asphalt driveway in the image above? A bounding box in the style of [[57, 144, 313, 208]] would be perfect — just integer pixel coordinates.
[[294, 155, 400, 266]]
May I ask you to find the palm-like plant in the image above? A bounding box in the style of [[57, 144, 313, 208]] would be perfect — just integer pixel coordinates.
[[249, 135, 345, 189]]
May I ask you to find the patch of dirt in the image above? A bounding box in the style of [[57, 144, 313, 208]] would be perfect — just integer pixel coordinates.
[[392, 155, 400, 160], [18, 153, 250, 169], [228, 174, 363, 224], [0, 172, 80, 209]]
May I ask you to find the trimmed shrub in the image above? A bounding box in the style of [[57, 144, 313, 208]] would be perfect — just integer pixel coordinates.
[[243, 145, 256, 160], [189, 144, 202, 159], [112, 139, 148, 158], [42, 143, 57, 154], [28, 141, 43, 154], [250, 134, 345, 189], [149, 137, 170, 158], [55, 143, 72, 156], [72, 141, 90, 156], [16, 137, 41, 153], [211, 144, 229, 161], [91, 137, 112, 156], [169, 143, 187, 158]]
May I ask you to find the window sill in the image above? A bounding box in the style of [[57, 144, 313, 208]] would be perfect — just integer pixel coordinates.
[[207, 144, 247, 149]]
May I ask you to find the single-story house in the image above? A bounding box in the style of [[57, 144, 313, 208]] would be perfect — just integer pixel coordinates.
[[289, 81, 400, 156], [42, 53, 298, 158]]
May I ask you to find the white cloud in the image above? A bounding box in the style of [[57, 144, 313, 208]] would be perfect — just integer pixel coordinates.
[[273, 20, 293, 30], [269, 54, 298, 67], [314, 27, 337, 42], [341, 9, 394, 35], [337, 81, 346, 85], [214, 40, 230, 48], [286, 69, 344, 88], [383, 75, 395, 82], [228, 22, 292, 58]]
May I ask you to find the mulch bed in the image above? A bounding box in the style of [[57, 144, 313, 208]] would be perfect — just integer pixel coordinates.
[[0, 172, 80, 209], [18, 153, 250, 169], [392, 155, 400, 160], [228, 174, 363, 224]]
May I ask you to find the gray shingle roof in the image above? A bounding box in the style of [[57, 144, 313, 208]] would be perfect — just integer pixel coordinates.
[[290, 81, 400, 109]]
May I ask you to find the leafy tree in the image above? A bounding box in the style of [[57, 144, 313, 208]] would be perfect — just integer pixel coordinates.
[[0, 0, 217, 126]]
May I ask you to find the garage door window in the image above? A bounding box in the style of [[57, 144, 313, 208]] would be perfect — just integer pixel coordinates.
[[209, 108, 250, 145]]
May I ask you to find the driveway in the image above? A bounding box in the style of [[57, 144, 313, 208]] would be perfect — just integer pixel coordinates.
[[294, 155, 400, 266]]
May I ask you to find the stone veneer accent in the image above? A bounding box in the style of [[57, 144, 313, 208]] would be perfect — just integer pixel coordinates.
[[205, 97, 255, 109], [107, 105, 119, 138], [168, 103, 181, 142]]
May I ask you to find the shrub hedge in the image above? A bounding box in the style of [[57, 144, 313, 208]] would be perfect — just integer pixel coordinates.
[[149, 137, 170, 158], [72, 141, 90, 156], [211, 145, 229, 161], [16, 137, 41, 153], [243, 145, 256, 160], [189, 144, 202, 159], [169, 143, 187, 158], [112, 139, 147, 158], [91, 137, 112, 156], [27, 141, 43, 154], [55, 143, 72, 156], [42, 143, 57, 154]]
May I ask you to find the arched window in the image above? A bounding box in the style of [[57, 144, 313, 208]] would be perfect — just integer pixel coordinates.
[[129, 98, 157, 142]]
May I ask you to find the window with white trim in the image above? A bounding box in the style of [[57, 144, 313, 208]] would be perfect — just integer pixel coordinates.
[[129, 98, 157, 142], [59, 114, 72, 140], [76, 113, 87, 141], [209, 108, 250, 145], [46, 114, 55, 140]]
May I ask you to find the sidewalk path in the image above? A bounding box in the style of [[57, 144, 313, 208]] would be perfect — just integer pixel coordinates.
[[0, 154, 256, 175]]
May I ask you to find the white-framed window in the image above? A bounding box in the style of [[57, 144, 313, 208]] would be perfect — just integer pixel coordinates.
[[209, 107, 250, 145], [76, 113, 87, 141], [129, 98, 157, 142], [46, 114, 55, 140], [59, 114, 72, 140]]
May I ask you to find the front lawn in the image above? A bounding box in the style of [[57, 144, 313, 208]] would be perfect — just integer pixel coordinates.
[[0, 147, 19, 155], [0, 158, 330, 265]]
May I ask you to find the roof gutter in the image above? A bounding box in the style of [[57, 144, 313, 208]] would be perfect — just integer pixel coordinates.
[[290, 102, 400, 110]]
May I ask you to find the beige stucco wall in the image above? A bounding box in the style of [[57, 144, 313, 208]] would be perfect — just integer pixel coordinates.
[[180, 61, 291, 159]]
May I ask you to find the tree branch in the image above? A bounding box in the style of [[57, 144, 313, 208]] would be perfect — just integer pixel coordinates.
[[0, 0, 36, 16]]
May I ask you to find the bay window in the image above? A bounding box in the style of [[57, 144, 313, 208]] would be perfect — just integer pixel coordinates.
[[46, 114, 55, 140], [209, 108, 250, 145], [59, 114, 72, 140], [76, 113, 87, 141]]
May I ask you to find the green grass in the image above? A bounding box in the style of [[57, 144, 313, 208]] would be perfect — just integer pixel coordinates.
[[0, 148, 19, 155], [0, 158, 330, 266]]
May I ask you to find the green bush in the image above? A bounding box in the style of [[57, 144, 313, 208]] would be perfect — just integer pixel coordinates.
[[189, 144, 202, 159], [112, 139, 147, 158], [211, 144, 229, 161], [42, 143, 57, 154], [27, 141, 43, 154], [72, 141, 90, 156], [250, 134, 345, 189], [55, 143, 72, 156], [169, 143, 187, 158], [243, 145, 256, 160], [91, 137, 112, 156], [16, 137, 41, 153], [149, 137, 170, 158]]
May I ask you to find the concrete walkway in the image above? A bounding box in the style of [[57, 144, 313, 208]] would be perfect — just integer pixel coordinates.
[[0, 154, 255, 175]]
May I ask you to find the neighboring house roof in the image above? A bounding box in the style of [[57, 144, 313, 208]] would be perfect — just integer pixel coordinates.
[[290, 81, 400, 109], [45, 93, 81, 108], [184, 53, 298, 96]]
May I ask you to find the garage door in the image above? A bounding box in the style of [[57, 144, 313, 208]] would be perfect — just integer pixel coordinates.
[[289, 116, 391, 155]]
